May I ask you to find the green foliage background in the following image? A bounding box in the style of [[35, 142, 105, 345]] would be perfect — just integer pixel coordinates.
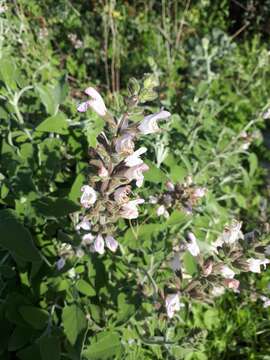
[[1, 1, 270, 359]]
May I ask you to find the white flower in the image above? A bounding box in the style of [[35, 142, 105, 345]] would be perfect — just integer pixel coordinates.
[[222, 220, 243, 245], [56, 257, 65, 271], [68, 268, 76, 279], [76, 217, 91, 231], [105, 235, 119, 252], [82, 233, 95, 246], [124, 163, 149, 187], [77, 87, 107, 116], [114, 186, 131, 204], [247, 258, 270, 273], [115, 133, 135, 154], [93, 234, 105, 255], [165, 293, 183, 318], [125, 147, 147, 167], [149, 195, 158, 204], [138, 110, 171, 135], [211, 286, 225, 297], [120, 199, 144, 219], [186, 232, 200, 256], [80, 185, 97, 208], [220, 265, 235, 279], [156, 205, 169, 218], [260, 295, 270, 308], [263, 108, 270, 120]]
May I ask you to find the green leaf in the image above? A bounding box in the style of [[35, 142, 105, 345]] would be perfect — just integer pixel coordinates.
[[183, 252, 198, 275], [144, 161, 166, 183], [203, 309, 219, 330], [116, 293, 136, 325], [53, 75, 68, 105], [170, 164, 187, 182], [86, 114, 105, 148], [19, 306, 49, 330], [76, 279, 96, 297], [69, 173, 85, 203], [62, 304, 87, 345], [0, 209, 40, 262], [32, 198, 80, 218], [17, 344, 41, 360], [0, 56, 18, 90], [39, 335, 61, 360], [36, 112, 68, 134], [167, 210, 189, 226], [83, 331, 121, 360], [36, 84, 58, 115], [8, 326, 34, 351]]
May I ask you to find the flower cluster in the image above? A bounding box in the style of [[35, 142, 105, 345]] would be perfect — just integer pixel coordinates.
[[150, 177, 207, 219], [165, 220, 270, 318], [73, 83, 171, 257]]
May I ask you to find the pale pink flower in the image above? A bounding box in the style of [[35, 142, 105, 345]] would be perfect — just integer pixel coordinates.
[[224, 278, 240, 290], [193, 187, 207, 198], [76, 217, 91, 231], [93, 234, 105, 255], [105, 235, 119, 252], [220, 265, 235, 279], [165, 293, 183, 318], [138, 110, 171, 135], [114, 186, 131, 204], [247, 258, 270, 273], [124, 163, 149, 187], [82, 233, 95, 246], [77, 87, 107, 116], [115, 133, 135, 154], [187, 232, 200, 256], [125, 147, 147, 167], [120, 199, 144, 219], [98, 164, 109, 178], [80, 185, 97, 208]]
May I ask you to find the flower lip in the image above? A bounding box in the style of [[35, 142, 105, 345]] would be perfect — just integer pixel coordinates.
[[125, 147, 147, 167], [138, 110, 171, 135], [77, 87, 107, 116], [80, 185, 97, 208]]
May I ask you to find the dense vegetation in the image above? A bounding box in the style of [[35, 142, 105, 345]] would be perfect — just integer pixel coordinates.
[[1, 1, 270, 359]]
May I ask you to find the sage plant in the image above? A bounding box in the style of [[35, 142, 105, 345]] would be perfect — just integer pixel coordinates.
[[74, 77, 170, 255], [61, 76, 270, 320]]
